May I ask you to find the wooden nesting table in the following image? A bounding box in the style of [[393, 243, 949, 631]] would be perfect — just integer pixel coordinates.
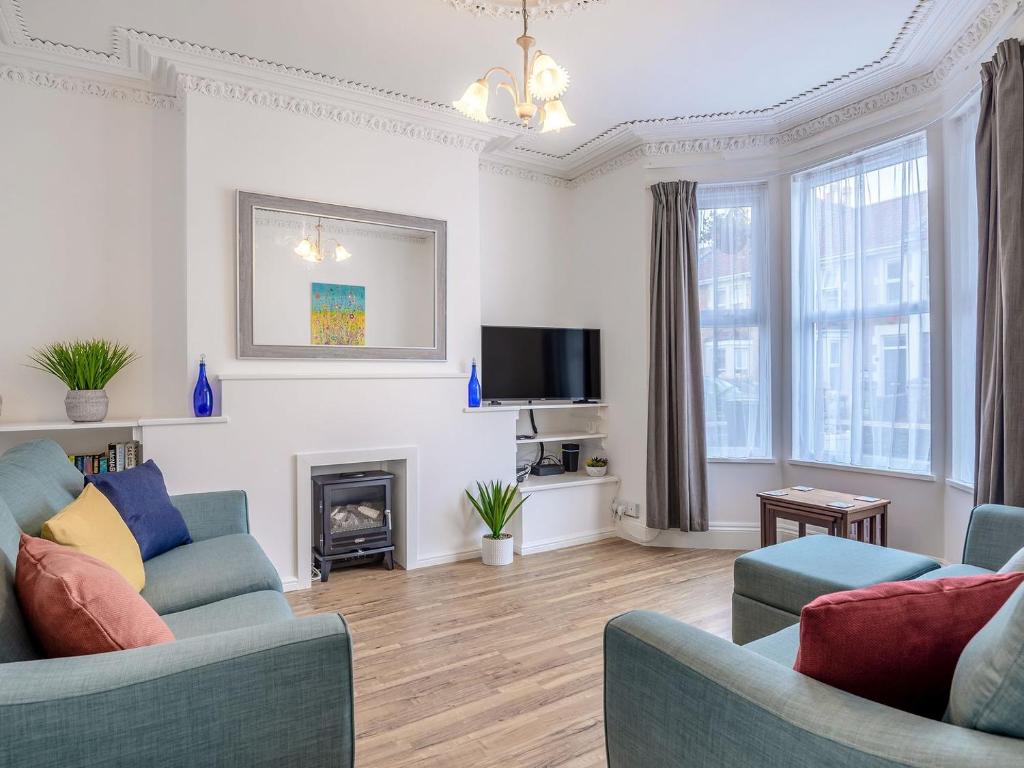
[[756, 487, 891, 548]]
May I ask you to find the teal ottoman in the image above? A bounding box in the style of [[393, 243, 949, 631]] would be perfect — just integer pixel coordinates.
[[732, 535, 941, 644]]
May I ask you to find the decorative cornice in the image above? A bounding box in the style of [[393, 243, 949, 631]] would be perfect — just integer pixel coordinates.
[[479, 159, 572, 188], [515, 0, 939, 164], [177, 75, 490, 153], [439, 0, 608, 20], [505, 0, 1018, 185], [0, 62, 176, 108], [0, 0, 1018, 184]]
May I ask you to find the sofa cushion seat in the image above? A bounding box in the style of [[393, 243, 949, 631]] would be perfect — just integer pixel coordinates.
[[734, 535, 940, 616], [916, 564, 993, 580], [141, 533, 282, 615], [161, 590, 294, 639], [744, 623, 800, 667]]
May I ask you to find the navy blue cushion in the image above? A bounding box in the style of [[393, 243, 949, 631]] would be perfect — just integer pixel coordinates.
[[86, 460, 192, 560]]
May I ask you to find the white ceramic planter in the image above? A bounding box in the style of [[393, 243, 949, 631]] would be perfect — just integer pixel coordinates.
[[586, 465, 608, 477], [65, 389, 108, 422], [481, 534, 514, 566]]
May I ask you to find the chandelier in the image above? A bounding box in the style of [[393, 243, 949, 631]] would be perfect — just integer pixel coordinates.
[[452, 0, 575, 132], [294, 218, 352, 263]]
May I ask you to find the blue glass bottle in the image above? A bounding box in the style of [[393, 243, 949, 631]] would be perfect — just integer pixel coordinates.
[[193, 354, 214, 417], [468, 358, 482, 408]]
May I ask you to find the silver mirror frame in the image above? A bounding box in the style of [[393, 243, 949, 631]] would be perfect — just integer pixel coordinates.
[[237, 191, 446, 361]]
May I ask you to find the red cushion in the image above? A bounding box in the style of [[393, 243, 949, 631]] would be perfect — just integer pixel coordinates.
[[794, 573, 1024, 718], [15, 534, 174, 657]]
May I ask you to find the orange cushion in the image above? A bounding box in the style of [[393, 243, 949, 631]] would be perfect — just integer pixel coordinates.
[[15, 534, 174, 657]]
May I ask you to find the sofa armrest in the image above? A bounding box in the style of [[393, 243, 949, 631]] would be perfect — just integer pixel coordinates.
[[172, 490, 249, 542], [0, 614, 353, 768], [605, 611, 1021, 768], [963, 504, 1024, 571]]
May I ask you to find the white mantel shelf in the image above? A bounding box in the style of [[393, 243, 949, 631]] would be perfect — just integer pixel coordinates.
[[0, 416, 229, 433], [220, 372, 466, 381], [463, 402, 608, 413], [516, 431, 607, 445], [520, 474, 620, 493]]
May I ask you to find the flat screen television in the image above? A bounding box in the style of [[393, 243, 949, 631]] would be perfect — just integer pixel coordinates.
[[481, 326, 601, 402]]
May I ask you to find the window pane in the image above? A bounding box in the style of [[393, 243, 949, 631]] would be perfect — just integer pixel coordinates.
[[946, 101, 980, 485], [697, 183, 771, 459], [792, 134, 931, 473]]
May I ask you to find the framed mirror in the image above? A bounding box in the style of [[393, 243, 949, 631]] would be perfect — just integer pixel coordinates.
[[237, 192, 446, 360]]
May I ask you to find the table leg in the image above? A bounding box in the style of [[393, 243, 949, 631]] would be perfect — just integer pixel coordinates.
[[798, 522, 807, 538], [835, 518, 850, 540], [880, 509, 888, 547]]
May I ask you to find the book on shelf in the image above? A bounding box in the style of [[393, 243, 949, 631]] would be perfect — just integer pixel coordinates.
[[67, 440, 143, 476]]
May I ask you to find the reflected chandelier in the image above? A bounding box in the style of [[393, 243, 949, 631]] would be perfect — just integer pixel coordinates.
[[294, 218, 352, 263], [453, 0, 575, 132]]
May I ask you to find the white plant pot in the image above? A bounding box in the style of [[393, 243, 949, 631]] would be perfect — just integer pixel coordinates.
[[65, 389, 108, 423], [586, 465, 608, 477], [481, 534, 514, 566]]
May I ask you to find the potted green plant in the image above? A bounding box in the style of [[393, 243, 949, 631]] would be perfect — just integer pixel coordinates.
[[586, 456, 609, 477], [28, 339, 138, 423], [465, 480, 529, 566]]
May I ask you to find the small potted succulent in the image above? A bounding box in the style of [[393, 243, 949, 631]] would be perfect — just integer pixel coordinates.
[[28, 339, 138, 423], [585, 456, 609, 477], [466, 480, 529, 566]]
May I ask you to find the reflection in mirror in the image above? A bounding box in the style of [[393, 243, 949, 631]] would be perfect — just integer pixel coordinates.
[[252, 209, 436, 348], [238, 192, 446, 360]]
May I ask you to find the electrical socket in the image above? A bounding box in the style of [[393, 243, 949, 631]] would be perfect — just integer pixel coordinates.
[[611, 497, 641, 520]]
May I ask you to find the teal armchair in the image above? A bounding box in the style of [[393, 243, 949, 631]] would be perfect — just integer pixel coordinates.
[[605, 611, 1024, 768], [0, 440, 355, 767]]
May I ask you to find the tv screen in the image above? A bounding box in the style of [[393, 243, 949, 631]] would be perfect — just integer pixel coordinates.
[[481, 326, 601, 402]]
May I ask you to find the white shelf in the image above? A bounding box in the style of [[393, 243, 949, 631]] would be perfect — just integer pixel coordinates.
[[0, 416, 229, 433], [516, 431, 607, 445], [520, 474, 620, 493], [464, 402, 607, 413]]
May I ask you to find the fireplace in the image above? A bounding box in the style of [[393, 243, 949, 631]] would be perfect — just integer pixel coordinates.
[[312, 470, 395, 581]]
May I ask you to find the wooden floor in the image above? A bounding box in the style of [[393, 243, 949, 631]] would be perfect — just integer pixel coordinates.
[[288, 539, 740, 768]]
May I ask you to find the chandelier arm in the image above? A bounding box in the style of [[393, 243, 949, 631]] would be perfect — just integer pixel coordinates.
[[483, 66, 522, 106]]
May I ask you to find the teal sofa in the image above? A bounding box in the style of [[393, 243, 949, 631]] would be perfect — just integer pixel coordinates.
[[604, 505, 1024, 767], [0, 440, 354, 767]]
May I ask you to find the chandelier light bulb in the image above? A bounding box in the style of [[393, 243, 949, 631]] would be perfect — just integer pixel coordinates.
[[294, 238, 313, 258], [453, 79, 491, 123], [334, 243, 353, 262], [540, 99, 575, 133], [530, 53, 569, 100]]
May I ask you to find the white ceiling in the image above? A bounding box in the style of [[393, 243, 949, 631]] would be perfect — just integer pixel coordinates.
[[11, 0, 976, 155]]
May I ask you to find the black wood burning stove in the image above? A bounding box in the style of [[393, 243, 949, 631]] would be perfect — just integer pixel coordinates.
[[312, 470, 395, 581]]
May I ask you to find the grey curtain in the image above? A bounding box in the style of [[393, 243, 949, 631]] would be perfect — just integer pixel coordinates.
[[647, 181, 708, 531], [975, 39, 1024, 506]]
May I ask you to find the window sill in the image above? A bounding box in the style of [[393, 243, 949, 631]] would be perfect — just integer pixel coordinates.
[[946, 478, 975, 494], [786, 459, 935, 483], [707, 457, 777, 464]]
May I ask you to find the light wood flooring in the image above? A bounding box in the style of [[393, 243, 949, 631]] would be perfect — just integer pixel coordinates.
[[288, 538, 740, 768]]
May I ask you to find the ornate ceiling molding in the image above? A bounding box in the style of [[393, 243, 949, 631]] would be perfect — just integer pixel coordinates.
[[0, 0, 1019, 184], [439, 0, 608, 20], [0, 61, 175, 108], [479, 159, 572, 188], [177, 75, 490, 153]]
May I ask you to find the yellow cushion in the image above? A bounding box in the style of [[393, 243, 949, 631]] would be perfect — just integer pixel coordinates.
[[42, 484, 145, 591]]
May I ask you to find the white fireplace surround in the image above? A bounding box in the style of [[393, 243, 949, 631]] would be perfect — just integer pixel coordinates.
[[295, 446, 419, 590]]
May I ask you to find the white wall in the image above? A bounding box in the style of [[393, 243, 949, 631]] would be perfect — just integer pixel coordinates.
[[479, 171, 577, 327], [0, 81, 185, 422]]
